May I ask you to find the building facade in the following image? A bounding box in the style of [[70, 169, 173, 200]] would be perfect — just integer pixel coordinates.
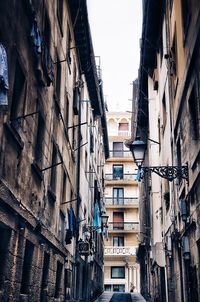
[[133, 0, 200, 301], [104, 112, 140, 293], [0, 1, 109, 301]]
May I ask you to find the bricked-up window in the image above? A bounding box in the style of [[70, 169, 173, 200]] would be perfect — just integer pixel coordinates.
[[10, 59, 26, 123], [111, 267, 125, 279], [20, 240, 34, 294], [55, 261, 63, 298], [57, 0, 63, 35], [35, 112, 45, 164], [0, 227, 11, 290], [50, 143, 57, 194], [40, 252, 50, 299], [189, 81, 200, 140], [181, 0, 191, 40]]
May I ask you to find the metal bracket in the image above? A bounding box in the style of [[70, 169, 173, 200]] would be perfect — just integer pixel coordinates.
[[141, 165, 188, 182]]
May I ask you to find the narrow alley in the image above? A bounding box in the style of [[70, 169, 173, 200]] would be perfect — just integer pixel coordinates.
[[0, 0, 200, 301]]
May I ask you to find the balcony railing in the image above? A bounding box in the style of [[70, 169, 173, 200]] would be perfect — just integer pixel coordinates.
[[118, 130, 131, 136], [109, 150, 132, 158], [108, 222, 139, 231], [105, 197, 138, 206], [104, 246, 136, 256], [105, 173, 137, 181]]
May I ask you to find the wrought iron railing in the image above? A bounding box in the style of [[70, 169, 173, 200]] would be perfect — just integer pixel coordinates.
[[105, 173, 137, 181], [109, 150, 132, 158], [105, 197, 138, 206], [108, 222, 139, 231]]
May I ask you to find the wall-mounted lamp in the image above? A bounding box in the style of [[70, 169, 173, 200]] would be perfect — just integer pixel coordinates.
[[83, 213, 109, 233], [129, 137, 188, 182]]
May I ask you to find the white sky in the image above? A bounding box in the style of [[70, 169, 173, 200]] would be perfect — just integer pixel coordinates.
[[87, 0, 142, 111]]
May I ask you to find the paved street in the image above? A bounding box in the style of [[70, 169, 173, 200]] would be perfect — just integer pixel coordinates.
[[95, 292, 146, 302]]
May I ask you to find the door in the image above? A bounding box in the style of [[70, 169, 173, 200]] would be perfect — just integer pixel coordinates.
[[113, 212, 124, 230]]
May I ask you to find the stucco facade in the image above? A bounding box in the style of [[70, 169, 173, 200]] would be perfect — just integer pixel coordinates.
[[104, 112, 140, 293]]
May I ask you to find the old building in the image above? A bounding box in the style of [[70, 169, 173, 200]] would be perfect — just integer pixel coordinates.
[[131, 0, 200, 301], [104, 112, 140, 293], [0, 1, 109, 301]]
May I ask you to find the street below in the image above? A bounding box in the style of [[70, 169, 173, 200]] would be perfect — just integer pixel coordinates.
[[110, 293, 132, 301], [95, 292, 146, 302]]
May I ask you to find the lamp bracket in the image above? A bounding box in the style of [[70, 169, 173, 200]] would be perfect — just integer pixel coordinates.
[[141, 165, 188, 182]]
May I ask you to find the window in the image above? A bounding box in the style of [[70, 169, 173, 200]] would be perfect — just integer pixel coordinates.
[[56, 60, 61, 102], [61, 170, 67, 203], [162, 93, 167, 132], [113, 165, 123, 179], [40, 252, 50, 300], [10, 59, 26, 124], [0, 227, 11, 290], [44, 13, 51, 50], [50, 143, 57, 194], [113, 188, 124, 205], [35, 112, 45, 165], [57, 0, 63, 35], [160, 32, 163, 65], [181, 0, 191, 39], [170, 33, 177, 77], [20, 240, 34, 294], [73, 87, 80, 115], [113, 212, 124, 230], [90, 128, 94, 153], [118, 122, 128, 136], [189, 81, 200, 140], [113, 284, 125, 292], [58, 211, 65, 243], [65, 96, 69, 139], [113, 236, 124, 247], [54, 261, 63, 298], [111, 267, 125, 279], [66, 25, 72, 65], [113, 142, 123, 157], [104, 285, 111, 292]]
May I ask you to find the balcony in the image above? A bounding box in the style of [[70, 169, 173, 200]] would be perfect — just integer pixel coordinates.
[[105, 173, 137, 181], [105, 197, 138, 207], [118, 130, 131, 137], [104, 246, 136, 256], [108, 222, 139, 232], [109, 130, 131, 137], [109, 150, 132, 158]]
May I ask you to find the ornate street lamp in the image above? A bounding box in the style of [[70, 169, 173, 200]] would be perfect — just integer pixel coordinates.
[[79, 213, 109, 256], [129, 137, 188, 182]]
